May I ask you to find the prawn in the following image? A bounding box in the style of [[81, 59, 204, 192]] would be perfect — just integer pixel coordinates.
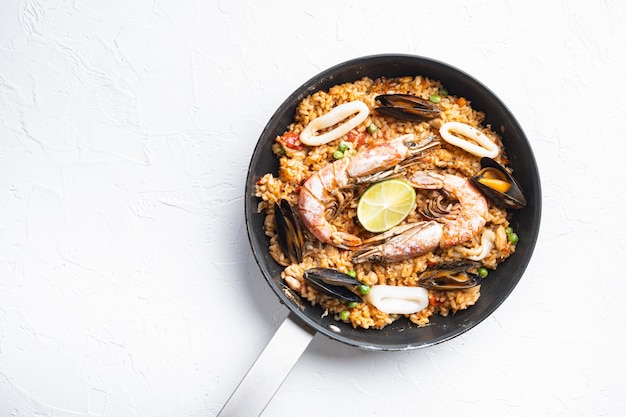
[[297, 134, 438, 248], [352, 172, 488, 263]]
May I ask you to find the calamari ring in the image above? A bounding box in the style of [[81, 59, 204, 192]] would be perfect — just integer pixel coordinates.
[[364, 285, 430, 314], [299, 100, 369, 146], [439, 121, 499, 158]]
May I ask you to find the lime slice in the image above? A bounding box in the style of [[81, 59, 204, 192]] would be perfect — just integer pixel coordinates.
[[357, 179, 416, 233]]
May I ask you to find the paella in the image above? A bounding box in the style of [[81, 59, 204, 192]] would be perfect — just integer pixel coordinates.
[[255, 74, 526, 330]]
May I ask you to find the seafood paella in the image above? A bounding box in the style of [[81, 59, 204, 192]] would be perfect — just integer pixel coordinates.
[[255, 75, 527, 330]]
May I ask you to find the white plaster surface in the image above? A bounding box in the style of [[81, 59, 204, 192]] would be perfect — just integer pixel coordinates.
[[1, 0, 625, 416]]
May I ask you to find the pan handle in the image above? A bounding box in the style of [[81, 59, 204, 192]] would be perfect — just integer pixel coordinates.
[[217, 314, 315, 417]]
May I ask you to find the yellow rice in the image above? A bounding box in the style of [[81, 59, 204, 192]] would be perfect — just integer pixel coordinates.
[[255, 75, 516, 330]]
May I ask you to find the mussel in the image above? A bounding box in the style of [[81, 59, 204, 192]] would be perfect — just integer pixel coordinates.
[[274, 199, 304, 264], [471, 157, 527, 209], [374, 94, 441, 122], [303, 267, 363, 303], [418, 261, 482, 291]]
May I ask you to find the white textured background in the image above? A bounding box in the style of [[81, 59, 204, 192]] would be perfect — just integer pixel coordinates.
[[1, 0, 625, 416]]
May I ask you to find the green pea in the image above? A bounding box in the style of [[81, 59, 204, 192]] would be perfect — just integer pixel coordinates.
[[339, 310, 350, 321], [440, 87, 448, 97], [347, 270, 357, 278], [507, 232, 519, 244], [367, 123, 378, 134], [278, 146, 286, 155], [347, 301, 358, 309], [429, 94, 441, 103], [505, 227, 513, 235], [358, 284, 370, 295], [338, 141, 349, 152], [333, 150, 344, 159], [477, 267, 489, 279]]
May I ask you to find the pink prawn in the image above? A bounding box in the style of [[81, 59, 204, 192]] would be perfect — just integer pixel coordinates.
[[297, 135, 438, 248]]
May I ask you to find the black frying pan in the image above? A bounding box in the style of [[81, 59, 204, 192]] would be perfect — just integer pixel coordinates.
[[221, 54, 541, 416]]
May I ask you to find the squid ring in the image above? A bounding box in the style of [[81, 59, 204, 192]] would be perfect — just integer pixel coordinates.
[[299, 100, 369, 146], [364, 285, 429, 315], [439, 121, 500, 158]]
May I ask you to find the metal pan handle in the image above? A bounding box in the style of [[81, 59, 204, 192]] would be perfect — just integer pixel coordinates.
[[217, 314, 315, 417]]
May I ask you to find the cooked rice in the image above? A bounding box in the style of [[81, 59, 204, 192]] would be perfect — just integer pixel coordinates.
[[255, 75, 516, 330]]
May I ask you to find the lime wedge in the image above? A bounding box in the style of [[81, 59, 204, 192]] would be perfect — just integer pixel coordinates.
[[357, 179, 416, 233]]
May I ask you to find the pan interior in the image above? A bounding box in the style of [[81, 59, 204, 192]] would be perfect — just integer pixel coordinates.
[[245, 54, 541, 350]]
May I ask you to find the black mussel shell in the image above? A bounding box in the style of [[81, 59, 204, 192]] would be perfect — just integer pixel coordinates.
[[274, 199, 304, 263], [375, 94, 441, 122], [471, 157, 527, 209], [303, 268, 363, 303], [418, 261, 482, 291]]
